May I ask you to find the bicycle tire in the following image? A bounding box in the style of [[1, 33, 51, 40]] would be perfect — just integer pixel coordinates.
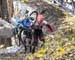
[[15, 34, 21, 46], [13, 27, 21, 46], [30, 11, 38, 27], [15, 29, 23, 46], [15, 28, 25, 46], [30, 11, 38, 20], [20, 29, 32, 53], [40, 9, 49, 19]]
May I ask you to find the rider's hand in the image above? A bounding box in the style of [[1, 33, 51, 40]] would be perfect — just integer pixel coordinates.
[[30, 17, 34, 21], [18, 24, 23, 29]]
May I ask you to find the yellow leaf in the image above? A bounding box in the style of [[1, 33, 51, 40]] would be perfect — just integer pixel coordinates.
[[39, 58, 45, 60], [26, 55, 33, 60], [49, 48, 54, 51], [70, 45, 75, 50], [57, 48, 68, 56], [34, 48, 47, 57], [21, 0, 28, 3], [37, 48, 47, 54], [36, 54, 43, 57]]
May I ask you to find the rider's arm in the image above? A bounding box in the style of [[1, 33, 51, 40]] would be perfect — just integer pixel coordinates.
[[43, 21, 54, 32], [29, 20, 35, 28], [16, 20, 22, 26]]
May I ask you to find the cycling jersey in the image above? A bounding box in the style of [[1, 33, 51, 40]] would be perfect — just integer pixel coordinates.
[[16, 19, 32, 27]]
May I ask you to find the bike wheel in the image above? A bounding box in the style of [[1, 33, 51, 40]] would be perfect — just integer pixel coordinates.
[[15, 29, 24, 46], [15, 32, 21, 46], [30, 11, 38, 21], [40, 9, 49, 20], [15, 34, 21, 46], [19, 30, 28, 53], [13, 28, 21, 46]]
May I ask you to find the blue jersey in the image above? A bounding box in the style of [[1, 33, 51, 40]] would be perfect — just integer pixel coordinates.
[[16, 20, 32, 27]]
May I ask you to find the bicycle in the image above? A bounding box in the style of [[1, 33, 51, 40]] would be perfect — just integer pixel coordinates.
[[19, 26, 32, 53], [30, 8, 49, 21]]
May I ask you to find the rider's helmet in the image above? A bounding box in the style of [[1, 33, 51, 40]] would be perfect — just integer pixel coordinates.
[[24, 10, 29, 21], [25, 14, 30, 21], [37, 14, 44, 23]]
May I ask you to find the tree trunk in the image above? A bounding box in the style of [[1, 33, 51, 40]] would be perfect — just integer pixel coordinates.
[[0, 0, 14, 21], [0, 0, 14, 46], [7, 0, 14, 21]]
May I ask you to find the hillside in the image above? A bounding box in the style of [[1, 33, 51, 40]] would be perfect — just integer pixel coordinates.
[[0, 0, 75, 60]]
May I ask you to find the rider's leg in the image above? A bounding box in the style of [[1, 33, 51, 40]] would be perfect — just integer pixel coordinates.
[[28, 36, 32, 52], [32, 35, 38, 53], [26, 31, 32, 52], [29, 40, 32, 52], [39, 33, 45, 47]]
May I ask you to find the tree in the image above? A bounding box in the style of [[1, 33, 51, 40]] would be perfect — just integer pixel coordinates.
[[0, 0, 13, 22], [0, 0, 14, 46]]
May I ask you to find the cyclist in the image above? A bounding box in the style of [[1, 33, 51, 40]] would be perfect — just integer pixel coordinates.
[[30, 14, 55, 53], [14, 15, 33, 52]]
